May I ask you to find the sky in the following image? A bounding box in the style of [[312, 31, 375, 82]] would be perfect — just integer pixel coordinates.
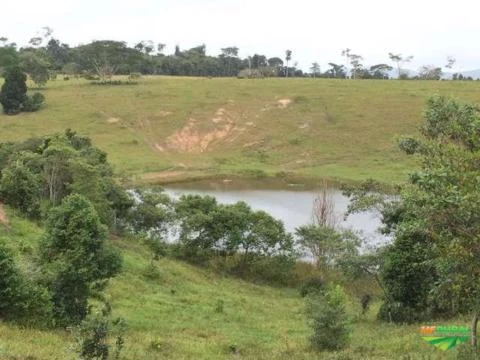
[[2, 0, 480, 72]]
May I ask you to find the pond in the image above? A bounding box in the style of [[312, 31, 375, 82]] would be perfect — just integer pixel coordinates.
[[163, 178, 389, 247]]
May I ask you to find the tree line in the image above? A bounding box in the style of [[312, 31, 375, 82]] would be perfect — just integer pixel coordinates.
[[0, 28, 472, 85]]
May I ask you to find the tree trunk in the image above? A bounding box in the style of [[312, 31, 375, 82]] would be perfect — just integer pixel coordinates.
[[471, 312, 478, 354]]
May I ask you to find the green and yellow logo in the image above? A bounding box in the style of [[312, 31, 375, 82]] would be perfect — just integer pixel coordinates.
[[420, 326, 470, 350]]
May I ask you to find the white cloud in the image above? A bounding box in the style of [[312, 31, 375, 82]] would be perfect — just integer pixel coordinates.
[[1, 0, 480, 71]]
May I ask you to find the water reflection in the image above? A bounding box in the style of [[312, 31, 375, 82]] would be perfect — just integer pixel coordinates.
[[164, 179, 389, 247]]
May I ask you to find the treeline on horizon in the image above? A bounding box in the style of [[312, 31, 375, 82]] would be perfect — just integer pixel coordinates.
[[0, 27, 475, 83]]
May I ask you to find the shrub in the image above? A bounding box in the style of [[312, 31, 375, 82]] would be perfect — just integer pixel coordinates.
[[23, 93, 45, 112], [75, 303, 126, 360], [0, 66, 27, 115], [0, 243, 51, 325], [306, 284, 350, 351], [40, 194, 122, 326], [300, 277, 325, 297], [0, 162, 42, 219]]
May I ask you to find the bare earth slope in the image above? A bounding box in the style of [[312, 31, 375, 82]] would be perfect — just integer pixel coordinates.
[[1, 77, 480, 184]]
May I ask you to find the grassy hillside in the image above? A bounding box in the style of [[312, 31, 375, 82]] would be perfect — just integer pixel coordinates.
[[0, 207, 463, 360], [2, 77, 480, 184]]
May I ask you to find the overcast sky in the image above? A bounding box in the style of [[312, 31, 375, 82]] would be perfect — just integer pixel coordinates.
[[2, 0, 480, 72]]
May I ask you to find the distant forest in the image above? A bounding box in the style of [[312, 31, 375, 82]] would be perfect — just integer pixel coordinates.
[[0, 27, 475, 82]]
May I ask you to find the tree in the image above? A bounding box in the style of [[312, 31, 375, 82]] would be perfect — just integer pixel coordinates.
[[388, 52, 413, 79], [348, 54, 363, 80], [20, 51, 51, 87], [418, 65, 442, 80], [369, 64, 392, 79], [74, 41, 142, 82], [174, 45, 181, 56], [0, 243, 51, 324], [40, 194, 122, 326], [397, 96, 480, 349], [326, 63, 346, 78], [0, 42, 19, 73], [128, 190, 174, 239], [220, 46, 239, 76], [174, 195, 294, 269], [296, 181, 359, 268], [306, 284, 350, 351], [0, 66, 27, 114], [219, 201, 293, 268], [310, 62, 320, 78], [135, 40, 154, 55], [445, 56, 456, 70], [250, 54, 267, 69], [28, 37, 43, 48], [0, 162, 41, 218], [268, 57, 283, 67], [46, 38, 71, 70], [156, 43, 166, 54], [296, 225, 359, 268], [341, 48, 351, 78], [285, 50, 292, 77], [75, 303, 126, 360]]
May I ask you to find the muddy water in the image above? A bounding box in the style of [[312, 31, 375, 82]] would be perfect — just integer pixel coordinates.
[[164, 179, 389, 247]]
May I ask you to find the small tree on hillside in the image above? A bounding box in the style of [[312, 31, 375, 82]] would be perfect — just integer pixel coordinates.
[[40, 194, 122, 326], [306, 284, 350, 351], [0, 66, 27, 114]]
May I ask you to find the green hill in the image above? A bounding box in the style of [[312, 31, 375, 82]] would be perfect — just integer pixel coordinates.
[[0, 207, 457, 360], [2, 77, 480, 184]]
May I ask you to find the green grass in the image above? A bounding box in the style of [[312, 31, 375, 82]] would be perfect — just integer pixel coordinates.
[[1, 77, 478, 359], [0, 208, 466, 359], [2, 77, 480, 185]]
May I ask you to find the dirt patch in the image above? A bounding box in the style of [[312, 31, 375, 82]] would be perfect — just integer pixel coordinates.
[[154, 143, 165, 152], [0, 203, 8, 225], [277, 99, 292, 109], [107, 117, 120, 124], [166, 108, 238, 152], [246, 122, 254, 126]]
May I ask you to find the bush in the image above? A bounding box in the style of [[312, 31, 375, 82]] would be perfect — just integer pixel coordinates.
[[300, 277, 325, 297], [0, 243, 51, 325], [75, 303, 126, 360], [40, 194, 122, 326], [23, 93, 45, 112], [0, 66, 27, 115], [306, 284, 350, 351], [0, 162, 42, 218]]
